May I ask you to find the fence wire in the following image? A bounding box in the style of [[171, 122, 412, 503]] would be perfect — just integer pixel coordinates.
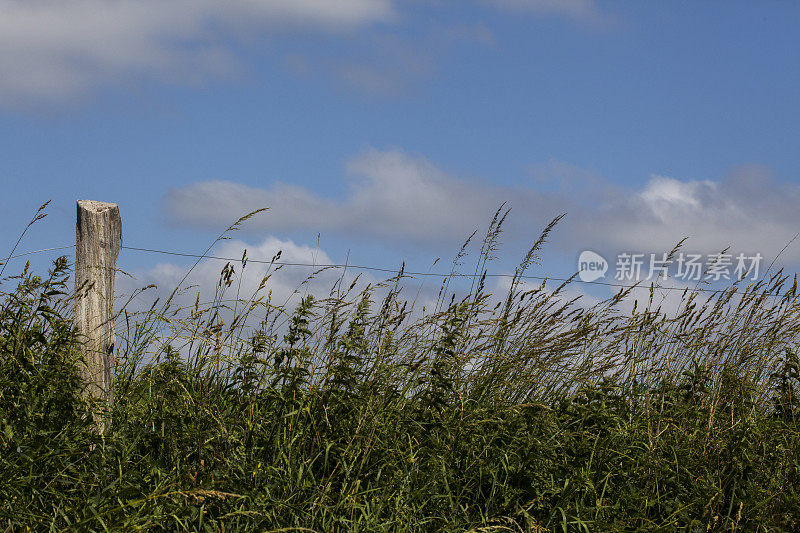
[[0, 242, 787, 298]]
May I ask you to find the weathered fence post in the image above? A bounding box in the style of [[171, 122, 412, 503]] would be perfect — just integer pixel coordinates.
[[75, 200, 122, 432]]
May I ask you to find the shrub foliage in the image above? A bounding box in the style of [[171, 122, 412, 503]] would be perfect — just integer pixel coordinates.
[[2, 220, 800, 531]]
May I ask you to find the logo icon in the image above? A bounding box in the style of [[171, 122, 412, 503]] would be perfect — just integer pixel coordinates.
[[578, 251, 608, 282]]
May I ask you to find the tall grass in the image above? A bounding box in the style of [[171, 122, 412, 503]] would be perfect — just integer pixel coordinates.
[[1, 212, 799, 531]]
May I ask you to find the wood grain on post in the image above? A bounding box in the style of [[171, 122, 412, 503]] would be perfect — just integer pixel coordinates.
[[75, 200, 122, 429]]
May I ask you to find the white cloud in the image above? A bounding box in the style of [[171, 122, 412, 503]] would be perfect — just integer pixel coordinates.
[[0, 0, 394, 105], [116, 235, 377, 314], [164, 148, 536, 244], [574, 165, 800, 262], [639, 175, 708, 218], [165, 152, 800, 269], [0, 0, 619, 107]]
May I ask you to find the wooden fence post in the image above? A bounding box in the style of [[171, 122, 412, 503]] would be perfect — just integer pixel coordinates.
[[75, 200, 122, 431]]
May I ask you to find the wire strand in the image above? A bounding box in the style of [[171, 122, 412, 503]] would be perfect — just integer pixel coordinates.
[[0, 242, 778, 297], [120, 245, 770, 297], [2, 245, 75, 261]]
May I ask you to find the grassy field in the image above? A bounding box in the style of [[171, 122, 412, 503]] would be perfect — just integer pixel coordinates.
[[1, 214, 800, 531]]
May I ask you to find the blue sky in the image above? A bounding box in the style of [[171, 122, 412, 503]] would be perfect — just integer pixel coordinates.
[[1, 0, 799, 303]]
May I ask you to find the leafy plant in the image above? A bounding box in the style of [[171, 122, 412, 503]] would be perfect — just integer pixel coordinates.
[[2, 209, 800, 531]]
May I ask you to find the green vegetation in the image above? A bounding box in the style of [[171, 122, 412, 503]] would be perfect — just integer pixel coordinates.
[[2, 213, 800, 531]]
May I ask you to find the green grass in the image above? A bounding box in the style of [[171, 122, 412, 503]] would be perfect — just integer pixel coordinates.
[[1, 212, 800, 531]]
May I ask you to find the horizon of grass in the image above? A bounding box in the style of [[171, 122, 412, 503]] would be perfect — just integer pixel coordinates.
[[1, 208, 799, 531]]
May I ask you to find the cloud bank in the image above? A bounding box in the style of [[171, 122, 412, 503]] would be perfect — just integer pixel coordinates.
[[584, 165, 800, 258], [0, 0, 394, 105], [0, 0, 613, 107], [164, 148, 550, 245], [165, 149, 800, 264]]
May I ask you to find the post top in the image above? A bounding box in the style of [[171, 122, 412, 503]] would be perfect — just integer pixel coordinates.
[[78, 200, 119, 212]]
